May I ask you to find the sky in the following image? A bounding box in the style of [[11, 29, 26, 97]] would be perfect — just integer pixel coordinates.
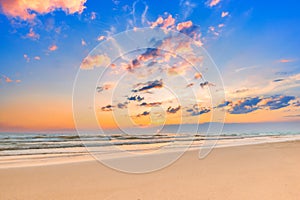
[[0, 0, 300, 132]]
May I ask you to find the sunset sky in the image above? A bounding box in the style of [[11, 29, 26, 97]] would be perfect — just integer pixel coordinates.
[[0, 0, 300, 132]]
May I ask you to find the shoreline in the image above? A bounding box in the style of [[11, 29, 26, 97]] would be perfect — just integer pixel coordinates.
[[1, 136, 300, 169]]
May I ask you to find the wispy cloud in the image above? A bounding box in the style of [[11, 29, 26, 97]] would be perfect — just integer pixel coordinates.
[[221, 11, 229, 18], [4, 76, 13, 83], [1, 74, 19, 83], [26, 28, 40, 40], [167, 106, 181, 114], [132, 79, 163, 92], [139, 102, 162, 107], [200, 81, 215, 88], [278, 59, 295, 63], [80, 54, 111, 70], [117, 103, 128, 109], [136, 111, 150, 117], [34, 56, 41, 60], [90, 12, 97, 20], [23, 54, 30, 62], [48, 44, 58, 51], [81, 39, 87, 46], [180, 0, 196, 19], [207, 0, 221, 7], [101, 105, 114, 112], [97, 35, 105, 41], [96, 83, 114, 93], [0, 0, 87, 21], [186, 104, 210, 116]]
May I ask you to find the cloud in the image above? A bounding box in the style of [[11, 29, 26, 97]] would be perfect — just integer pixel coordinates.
[[96, 83, 114, 93], [216, 101, 231, 108], [186, 104, 210, 116], [167, 106, 181, 114], [150, 14, 175, 29], [5, 76, 13, 83], [0, 0, 87, 21], [128, 95, 144, 102], [200, 81, 215, 88], [228, 97, 262, 114], [23, 54, 30, 62], [273, 79, 285, 82], [221, 11, 229, 18], [26, 28, 39, 40], [186, 83, 194, 88], [81, 39, 87, 46], [258, 95, 295, 110], [136, 111, 150, 117], [80, 54, 111, 70], [1, 74, 14, 83], [15, 79, 21, 83], [117, 102, 128, 109], [222, 95, 296, 114], [97, 35, 105, 41], [141, 3, 148, 24], [101, 105, 114, 111], [138, 48, 160, 62], [234, 89, 249, 94], [90, 12, 96, 20], [278, 59, 295, 63], [34, 56, 40, 60], [139, 102, 162, 107], [194, 72, 202, 79], [293, 101, 300, 107], [132, 79, 163, 92], [207, 0, 221, 7], [179, 0, 196, 19], [126, 58, 141, 72], [176, 21, 193, 31], [178, 23, 200, 39], [48, 44, 58, 51], [150, 16, 164, 28]]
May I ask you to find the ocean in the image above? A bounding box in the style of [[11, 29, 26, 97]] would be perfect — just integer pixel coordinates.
[[1, 122, 299, 168]]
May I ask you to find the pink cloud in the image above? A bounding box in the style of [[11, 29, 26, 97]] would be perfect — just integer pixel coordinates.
[[80, 54, 111, 70], [221, 11, 229, 18], [26, 28, 39, 40], [0, 0, 87, 21], [150, 15, 175, 29], [150, 16, 164, 28], [278, 59, 294, 63], [162, 15, 175, 29], [34, 56, 40, 60], [176, 21, 193, 31], [15, 79, 21, 83], [5, 77, 13, 83], [48, 44, 58, 51], [207, 0, 221, 7], [97, 35, 105, 41]]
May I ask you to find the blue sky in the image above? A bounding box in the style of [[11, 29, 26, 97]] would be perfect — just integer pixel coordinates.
[[0, 0, 300, 131]]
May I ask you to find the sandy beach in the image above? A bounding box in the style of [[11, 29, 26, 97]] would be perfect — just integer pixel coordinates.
[[1, 141, 300, 200]]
